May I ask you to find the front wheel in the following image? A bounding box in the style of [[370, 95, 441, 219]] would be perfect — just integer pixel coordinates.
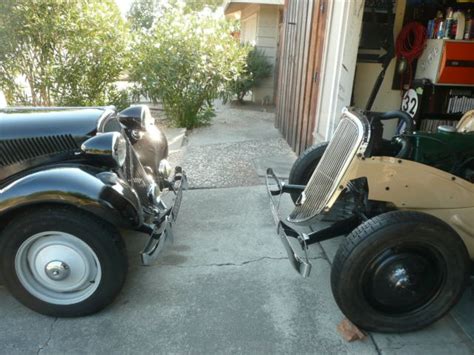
[[0, 207, 127, 317], [331, 211, 470, 333]]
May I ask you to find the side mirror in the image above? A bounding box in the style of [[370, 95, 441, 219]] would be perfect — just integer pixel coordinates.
[[118, 105, 154, 130]]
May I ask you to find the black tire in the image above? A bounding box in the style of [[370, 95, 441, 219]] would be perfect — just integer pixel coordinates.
[[0, 206, 128, 317], [331, 211, 470, 333], [288, 142, 328, 202]]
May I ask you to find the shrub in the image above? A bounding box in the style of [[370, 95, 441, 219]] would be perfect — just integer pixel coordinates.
[[0, 0, 129, 106], [226, 47, 273, 103], [130, 5, 248, 128], [106, 86, 132, 111]]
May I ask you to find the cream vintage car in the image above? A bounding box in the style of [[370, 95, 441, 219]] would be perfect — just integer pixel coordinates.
[[267, 107, 474, 333]]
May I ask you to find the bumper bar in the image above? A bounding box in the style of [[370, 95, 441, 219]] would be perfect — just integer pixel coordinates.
[[265, 168, 359, 278], [265, 168, 312, 277], [141, 168, 186, 266]]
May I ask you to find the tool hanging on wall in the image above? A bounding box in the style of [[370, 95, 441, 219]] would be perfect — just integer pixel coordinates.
[[395, 21, 427, 91]]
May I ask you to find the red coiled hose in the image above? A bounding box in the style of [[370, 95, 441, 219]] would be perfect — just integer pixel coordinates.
[[395, 21, 427, 89]]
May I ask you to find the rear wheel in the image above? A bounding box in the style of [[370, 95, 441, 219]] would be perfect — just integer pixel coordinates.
[[0, 207, 127, 317], [331, 211, 470, 333], [288, 142, 328, 202]]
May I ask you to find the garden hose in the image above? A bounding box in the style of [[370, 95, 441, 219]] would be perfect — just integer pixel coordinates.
[[395, 21, 427, 90]]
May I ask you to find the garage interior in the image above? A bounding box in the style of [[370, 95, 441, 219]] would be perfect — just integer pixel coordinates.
[[353, 0, 474, 137], [350, 0, 474, 339]]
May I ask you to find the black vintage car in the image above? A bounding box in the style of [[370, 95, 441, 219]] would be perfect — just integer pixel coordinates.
[[0, 105, 185, 317]]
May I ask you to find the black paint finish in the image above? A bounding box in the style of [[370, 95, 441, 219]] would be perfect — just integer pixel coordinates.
[[0, 106, 170, 232]]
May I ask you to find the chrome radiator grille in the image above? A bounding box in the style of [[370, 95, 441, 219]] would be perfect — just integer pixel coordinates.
[[289, 110, 369, 224], [119, 141, 151, 205], [0, 135, 77, 166]]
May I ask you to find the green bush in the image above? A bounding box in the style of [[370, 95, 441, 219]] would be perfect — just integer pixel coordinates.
[[226, 47, 273, 103], [106, 86, 132, 111], [0, 0, 129, 106], [130, 6, 248, 128]]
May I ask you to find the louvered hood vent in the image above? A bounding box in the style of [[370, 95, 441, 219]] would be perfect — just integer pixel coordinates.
[[0, 135, 78, 166]]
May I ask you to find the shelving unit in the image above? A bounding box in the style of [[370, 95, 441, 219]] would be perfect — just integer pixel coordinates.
[[411, 79, 473, 132]]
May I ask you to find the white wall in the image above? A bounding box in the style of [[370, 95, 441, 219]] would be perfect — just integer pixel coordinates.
[[313, 0, 365, 143]]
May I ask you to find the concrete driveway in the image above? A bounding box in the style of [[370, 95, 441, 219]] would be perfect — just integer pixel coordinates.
[[1, 104, 473, 354]]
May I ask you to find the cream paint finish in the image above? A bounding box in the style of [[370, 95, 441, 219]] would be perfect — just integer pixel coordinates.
[[420, 208, 474, 258], [457, 110, 474, 133], [327, 156, 474, 257]]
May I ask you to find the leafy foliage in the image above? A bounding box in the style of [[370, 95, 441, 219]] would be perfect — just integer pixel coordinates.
[[127, 0, 158, 31], [127, 0, 224, 32], [130, 5, 248, 128], [227, 47, 273, 103], [0, 0, 129, 106], [180, 0, 224, 12]]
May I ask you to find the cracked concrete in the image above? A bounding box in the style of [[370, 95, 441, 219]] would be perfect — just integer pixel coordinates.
[[155, 256, 328, 269], [0, 103, 473, 354], [37, 318, 57, 355]]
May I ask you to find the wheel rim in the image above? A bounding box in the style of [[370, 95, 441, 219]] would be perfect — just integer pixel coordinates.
[[362, 244, 446, 314], [15, 232, 102, 305]]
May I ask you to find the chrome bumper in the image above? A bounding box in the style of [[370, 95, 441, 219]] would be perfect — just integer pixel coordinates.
[[265, 168, 312, 277], [140, 168, 186, 266]]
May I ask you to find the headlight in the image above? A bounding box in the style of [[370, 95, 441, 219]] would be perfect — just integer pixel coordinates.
[[81, 132, 127, 167], [112, 134, 127, 167]]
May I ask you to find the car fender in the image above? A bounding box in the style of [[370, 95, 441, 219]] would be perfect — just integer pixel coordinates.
[[132, 125, 169, 176], [0, 166, 142, 227]]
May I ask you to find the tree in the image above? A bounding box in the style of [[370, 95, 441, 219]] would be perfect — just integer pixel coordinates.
[[127, 0, 224, 30], [181, 0, 224, 12], [0, 0, 129, 106], [130, 5, 248, 128], [127, 0, 158, 31]]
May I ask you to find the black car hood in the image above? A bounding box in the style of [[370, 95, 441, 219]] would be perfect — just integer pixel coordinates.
[[0, 108, 107, 141]]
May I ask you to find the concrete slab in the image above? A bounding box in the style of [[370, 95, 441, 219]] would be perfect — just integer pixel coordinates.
[[0, 287, 55, 354], [371, 316, 474, 355], [125, 186, 319, 267], [187, 107, 280, 147], [452, 283, 474, 342], [253, 154, 296, 179], [180, 138, 294, 189], [35, 259, 378, 354]]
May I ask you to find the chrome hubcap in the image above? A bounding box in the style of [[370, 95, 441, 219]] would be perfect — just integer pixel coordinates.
[[45, 261, 70, 281], [15, 232, 102, 305]]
